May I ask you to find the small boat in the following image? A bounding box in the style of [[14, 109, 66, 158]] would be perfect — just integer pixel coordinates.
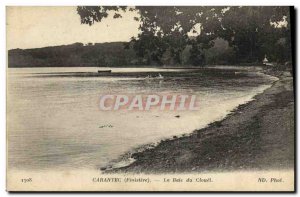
[[145, 74, 152, 79], [157, 73, 164, 79], [145, 73, 164, 80], [98, 70, 112, 73]]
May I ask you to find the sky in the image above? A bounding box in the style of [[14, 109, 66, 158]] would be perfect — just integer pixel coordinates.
[[6, 6, 141, 50]]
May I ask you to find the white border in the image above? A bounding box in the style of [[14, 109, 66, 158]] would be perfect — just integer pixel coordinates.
[[1, 0, 298, 6]]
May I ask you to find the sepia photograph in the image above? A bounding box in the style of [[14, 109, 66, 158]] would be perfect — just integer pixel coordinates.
[[6, 5, 295, 192]]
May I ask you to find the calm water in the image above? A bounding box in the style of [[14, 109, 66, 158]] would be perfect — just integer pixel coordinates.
[[7, 67, 277, 171]]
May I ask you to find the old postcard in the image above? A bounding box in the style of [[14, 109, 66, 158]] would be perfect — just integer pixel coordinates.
[[6, 6, 295, 192]]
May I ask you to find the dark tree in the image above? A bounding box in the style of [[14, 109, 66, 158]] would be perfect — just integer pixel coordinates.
[[77, 6, 292, 65]]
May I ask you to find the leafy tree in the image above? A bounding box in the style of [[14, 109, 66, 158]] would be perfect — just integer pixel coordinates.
[[218, 7, 291, 62], [77, 6, 292, 65]]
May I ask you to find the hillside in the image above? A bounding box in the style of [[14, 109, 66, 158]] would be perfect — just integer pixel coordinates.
[[8, 39, 236, 68], [8, 42, 139, 68]]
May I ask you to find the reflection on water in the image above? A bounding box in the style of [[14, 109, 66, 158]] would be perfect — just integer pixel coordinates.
[[7, 67, 276, 171]]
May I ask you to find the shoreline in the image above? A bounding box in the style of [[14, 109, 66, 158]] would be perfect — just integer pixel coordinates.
[[107, 70, 294, 173]]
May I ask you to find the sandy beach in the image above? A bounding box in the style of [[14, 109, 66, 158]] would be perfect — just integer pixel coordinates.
[[109, 70, 294, 173]]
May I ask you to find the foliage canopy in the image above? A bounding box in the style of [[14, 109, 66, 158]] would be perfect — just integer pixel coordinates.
[[77, 6, 292, 66]]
